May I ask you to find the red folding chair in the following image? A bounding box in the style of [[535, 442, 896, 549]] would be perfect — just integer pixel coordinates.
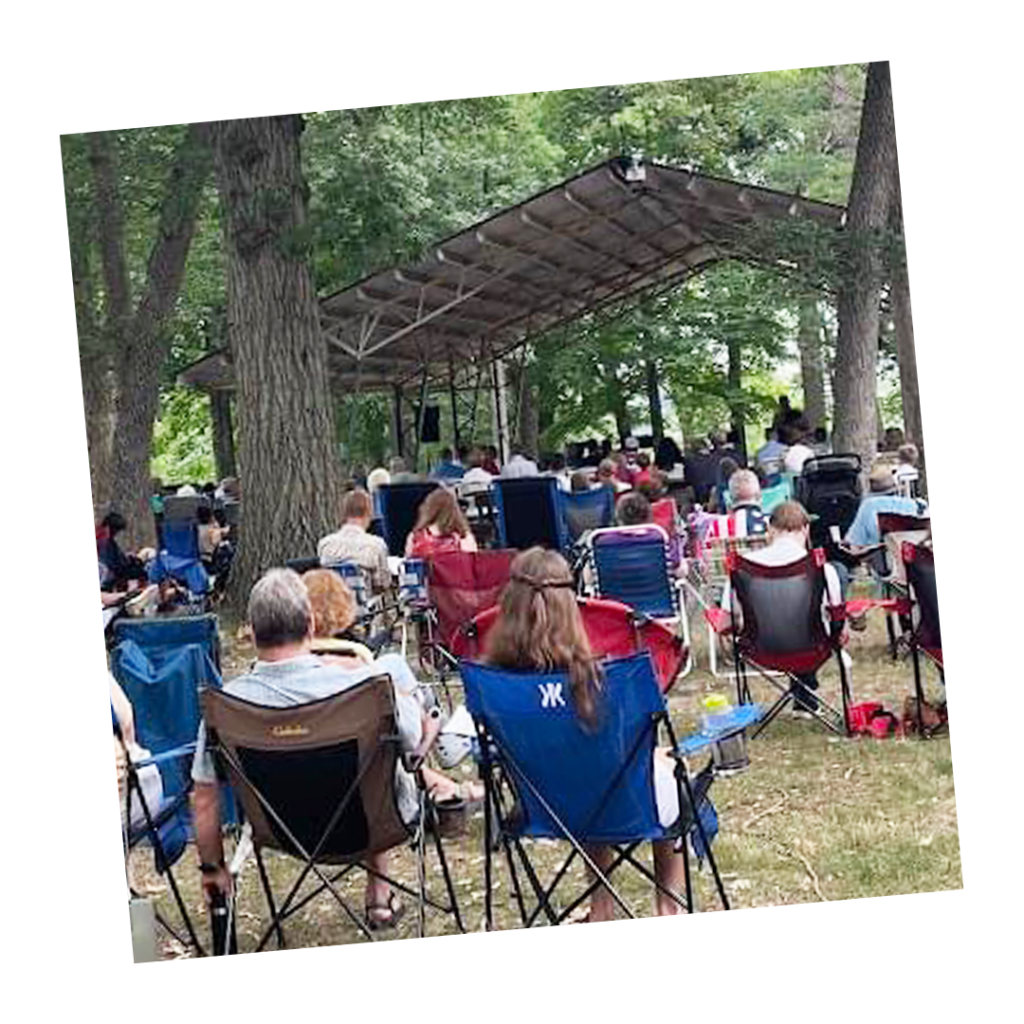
[[902, 541, 944, 736], [451, 596, 688, 694], [720, 548, 852, 737]]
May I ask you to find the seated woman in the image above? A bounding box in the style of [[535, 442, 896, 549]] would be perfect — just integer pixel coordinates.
[[404, 487, 478, 558], [196, 504, 233, 577], [303, 568, 483, 806], [483, 547, 690, 922], [96, 511, 150, 592]]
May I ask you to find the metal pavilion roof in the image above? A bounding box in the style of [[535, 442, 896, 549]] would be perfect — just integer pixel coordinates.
[[180, 157, 845, 394]]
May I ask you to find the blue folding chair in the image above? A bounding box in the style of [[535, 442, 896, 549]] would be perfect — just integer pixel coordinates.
[[149, 519, 210, 600], [462, 652, 728, 927], [493, 477, 567, 551], [558, 488, 614, 548], [377, 481, 439, 557], [589, 524, 693, 677]]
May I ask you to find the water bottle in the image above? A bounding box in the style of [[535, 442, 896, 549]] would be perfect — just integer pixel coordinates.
[[702, 693, 748, 773], [209, 890, 237, 955]]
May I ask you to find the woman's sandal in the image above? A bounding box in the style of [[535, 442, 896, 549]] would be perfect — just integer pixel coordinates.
[[365, 891, 405, 932]]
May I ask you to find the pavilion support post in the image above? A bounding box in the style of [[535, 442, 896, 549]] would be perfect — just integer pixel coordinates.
[[413, 366, 429, 473], [491, 354, 510, 465], [448, 354, 460, 451], [391, 384, 405, 459]]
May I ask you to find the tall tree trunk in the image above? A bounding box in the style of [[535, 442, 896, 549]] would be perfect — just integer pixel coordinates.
[[797, 299, 828, 431], [87, 131, 133, 517], [213, 116, 343, 609], [832, 62, 898, 479], [210, 389, 237, 479], [89, 125, 212, 550], [726, 337, 746, 457], [513, 364, 540, 458], [65, 188, 115, 516], [645, 360, 664, 441], [889, 164, 926, 495]]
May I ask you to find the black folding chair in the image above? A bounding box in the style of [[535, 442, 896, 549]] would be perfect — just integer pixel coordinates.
[[377, 482, 439, 557], [200, 675, 464, 949], [726, 548, 852, 737], [795, 454, 862, 567]]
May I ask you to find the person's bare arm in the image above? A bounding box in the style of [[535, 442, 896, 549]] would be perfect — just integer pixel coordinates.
[[192, 782, 230, 900]]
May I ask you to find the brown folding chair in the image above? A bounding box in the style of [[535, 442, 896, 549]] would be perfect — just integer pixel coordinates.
[[200, 675, 464, 949]]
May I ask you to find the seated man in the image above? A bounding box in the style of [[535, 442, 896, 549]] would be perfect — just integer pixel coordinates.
[[843, 461, 927, 555], [501, 444, 539, 478], [317, 488, 391, 596], [704, 469, 768, 540], [191, 568, 432, 929], [719, 501, 847, 715], [431, 447, 465, 482], [460, 447, 494, 494], [753, 427, 787, 481]]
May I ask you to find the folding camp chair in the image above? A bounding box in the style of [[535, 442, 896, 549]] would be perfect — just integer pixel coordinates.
[[902, 541, 944, 737], [461, 652, 729, 928], [723, 549, 852, 737], [199, 674, 464, 948], [684, 526, 770, 677], [110, 614, 223, 953], [493, 477, 567, 551], [588, 524, 693, 678], [843, 512, 931, 659], [149, 519, 211, 606], [559, 488, 614, 549], [408, 549, 516, 707], [452, 597, 688, 695], [117, 729, 206, 954], [650, 497, 685, 571], [377, 481, 439, 556]]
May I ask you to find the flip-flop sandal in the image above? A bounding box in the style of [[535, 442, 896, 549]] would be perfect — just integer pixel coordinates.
[[365, 892, 405, 932]]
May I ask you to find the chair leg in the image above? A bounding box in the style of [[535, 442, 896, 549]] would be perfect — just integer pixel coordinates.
[[912, 643, 926, 738], [427, 811, 465, 933], [253, 846, 285, 951]]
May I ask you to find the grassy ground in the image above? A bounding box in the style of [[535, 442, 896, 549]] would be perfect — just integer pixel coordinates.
[[129, 601, 959, 958]]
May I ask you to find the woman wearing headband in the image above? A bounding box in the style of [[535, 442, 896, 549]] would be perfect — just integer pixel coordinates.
[[483, 547, 688, 922]]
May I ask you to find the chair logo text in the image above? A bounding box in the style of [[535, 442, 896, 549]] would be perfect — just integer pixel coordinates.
[[538, 682, 566, 708]]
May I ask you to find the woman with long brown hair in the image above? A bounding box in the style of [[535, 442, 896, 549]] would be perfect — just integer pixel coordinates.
[[483, 547, 688, 922], [404, 486, 478, 558]]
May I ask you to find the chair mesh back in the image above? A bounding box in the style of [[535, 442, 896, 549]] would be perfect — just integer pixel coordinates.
[[904, 544, 941, 658], [427, 549, 515, 647], [494, 478, 565, 550], [592, 526, 676, 618], [560, 489, 614, 544], [378, 482, 439, 556], [731, 554, 831, 673], [462, 653, 665, 843], [200, 676, 409, 862]]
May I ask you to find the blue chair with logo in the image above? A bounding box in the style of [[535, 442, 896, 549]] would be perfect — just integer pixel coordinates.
[[461, 651, 728, 927]]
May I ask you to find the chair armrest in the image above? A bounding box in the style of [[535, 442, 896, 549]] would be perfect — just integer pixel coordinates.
[[403, 706, 443, 773], [704, 607, 731, 634]]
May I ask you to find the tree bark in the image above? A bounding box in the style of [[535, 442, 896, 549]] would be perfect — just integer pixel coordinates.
[[89, 125, 212, 549], [212, 116, 343, 609], [832, 62, 898, 477], [889, 164, 926, 494], [210, 389, 237, 479], [797, 299, 828, 431]]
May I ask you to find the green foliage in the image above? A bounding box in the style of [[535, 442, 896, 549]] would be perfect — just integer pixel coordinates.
[[151, 386, 216, 485]]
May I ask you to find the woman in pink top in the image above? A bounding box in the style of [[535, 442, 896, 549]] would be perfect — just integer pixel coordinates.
[[405, 487, 478, 558]]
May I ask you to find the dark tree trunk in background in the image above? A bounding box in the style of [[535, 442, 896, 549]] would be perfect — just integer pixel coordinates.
[[610, 382, 631, 443], [213, 116, 343, 609], [645, 360, 664, 441], [210, 389, 237, 479], [889, 165, 926, 495], [832, 61, 898, 479], [89, 125, 212, 550], [726, 337, 745, 457], [797, 299, 828, 431], [513, 365, 540, 459]]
